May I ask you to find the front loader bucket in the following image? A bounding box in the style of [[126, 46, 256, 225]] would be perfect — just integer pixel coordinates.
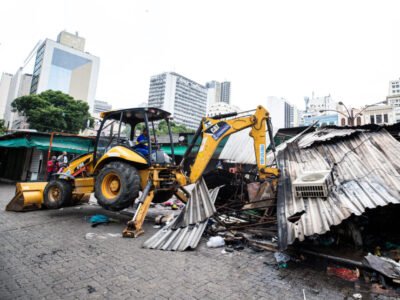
[[6, 182, 47, 212]]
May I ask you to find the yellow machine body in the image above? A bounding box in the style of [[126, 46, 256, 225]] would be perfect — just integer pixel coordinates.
[[6, 105, 279, 238]]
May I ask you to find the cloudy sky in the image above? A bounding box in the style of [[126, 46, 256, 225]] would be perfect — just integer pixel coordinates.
[[0, 0, 399, 111]]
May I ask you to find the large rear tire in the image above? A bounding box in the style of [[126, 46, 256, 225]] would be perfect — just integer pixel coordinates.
[[43, 180, 73, 209], [95, 161, 140, 211]]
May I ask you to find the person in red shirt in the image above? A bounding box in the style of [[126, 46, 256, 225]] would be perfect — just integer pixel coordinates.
[[47, 156, 59, 181]]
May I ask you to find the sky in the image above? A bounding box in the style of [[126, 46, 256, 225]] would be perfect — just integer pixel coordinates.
[[0, 0, 400, 111]]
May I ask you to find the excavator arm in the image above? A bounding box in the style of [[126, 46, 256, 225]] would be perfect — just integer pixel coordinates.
[[183, 105, 279, 184]]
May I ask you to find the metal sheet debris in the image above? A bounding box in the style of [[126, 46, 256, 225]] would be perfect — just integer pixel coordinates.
[[276, 128, 400, 250], [143, 182, 221, 251]]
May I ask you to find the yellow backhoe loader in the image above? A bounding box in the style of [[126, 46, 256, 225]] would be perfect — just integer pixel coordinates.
[[6, 105, 279, 237]]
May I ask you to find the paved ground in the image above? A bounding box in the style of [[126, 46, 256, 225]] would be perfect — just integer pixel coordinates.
[[0, 183, 386, 299]]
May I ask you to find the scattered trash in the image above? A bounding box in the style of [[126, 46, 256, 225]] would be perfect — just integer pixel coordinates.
[[363, 253, 400, 279], [274, 251, 290, 268], [207, 236, 225, 248], [153, 225, 161, 229], [85, 232, 121, 240], [326, 266, 360, 282], [107, 233, 122, 238], [225, 247, 234, 253], [88, 214, 118, 227], [87, 285, 96, 294], [302, 289, 306, 300], [352, 293, 362, 299], [155, 214, 174, 225]]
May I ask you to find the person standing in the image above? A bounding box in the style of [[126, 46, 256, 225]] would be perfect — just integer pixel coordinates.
[[57, 151, 68, 167], [47, 156, 59, 181]]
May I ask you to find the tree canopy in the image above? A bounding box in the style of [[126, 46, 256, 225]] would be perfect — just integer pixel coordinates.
[[11, 90, 92, 134], [0, 119, 6, 135], [135, 120, 193, 135], [157, 120, 193, 134]]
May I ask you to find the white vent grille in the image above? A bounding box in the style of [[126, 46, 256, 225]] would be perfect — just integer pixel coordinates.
[[292, 170, 332, 198]]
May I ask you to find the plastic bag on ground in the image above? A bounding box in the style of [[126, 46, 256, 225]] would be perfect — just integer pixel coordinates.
[[207, 236, 225, 248]]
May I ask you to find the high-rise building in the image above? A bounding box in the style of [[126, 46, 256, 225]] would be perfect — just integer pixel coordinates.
[[94, 100, 112, 114], [265, 96, 299, 132], [205, 81, 221, 109], [205, 80, 231, 109], [0, 73, 13, 120], [3, 68, 32, 128], [220, 81, 231, 104], [30, 31, 100, 113], [148, 72, 207, 130]]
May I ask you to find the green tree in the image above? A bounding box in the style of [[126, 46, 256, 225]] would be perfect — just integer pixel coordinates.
[[156, 120, 193, 134], [11, 90, 93, 134], [0, 119, 6, 135]]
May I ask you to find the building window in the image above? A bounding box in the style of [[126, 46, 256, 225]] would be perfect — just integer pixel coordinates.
[[356, 116, 361, 126], [384, 114, 388, 123], [341, 118, 346, 126], [370, 115, 375, 124], [376, 114, 382, 124]]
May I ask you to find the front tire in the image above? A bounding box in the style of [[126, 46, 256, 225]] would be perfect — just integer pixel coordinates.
[[95, 161, 140, 211], [43, 180, 73, 209]]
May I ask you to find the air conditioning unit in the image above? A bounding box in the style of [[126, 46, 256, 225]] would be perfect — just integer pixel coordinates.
[[292, 170, 332, 198]]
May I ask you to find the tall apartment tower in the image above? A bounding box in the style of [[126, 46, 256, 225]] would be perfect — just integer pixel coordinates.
[[205, 81, 221, 108], [220, 81, 231, 104], [266, 96, 298, 132], [0, 73, 13, 120], [30, 31, 100, 113], [148, 72, 207, 130], [3, 68, 32, 129]]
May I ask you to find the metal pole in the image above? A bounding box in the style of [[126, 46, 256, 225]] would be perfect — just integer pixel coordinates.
[[166, 118, 175, 164], [179, 121, 203, 168], [144, 112, 152, 162], [47, 132, 55, 162]]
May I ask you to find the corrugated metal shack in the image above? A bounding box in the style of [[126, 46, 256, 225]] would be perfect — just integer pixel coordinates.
[[275, 126, 400, 250], [0, 131, 94, 181]]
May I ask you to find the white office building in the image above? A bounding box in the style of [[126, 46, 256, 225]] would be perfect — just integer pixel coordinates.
[[220, 81, 231, 104], [305, 93, 337, 113], [266, 96, 298, 132], [148, 72, 207, 130], [205, 80, 231, 113], [205, 81, 221, 109], [30, 31, 100, 113], [0, 73, 13, 120], [363, 104, 395, 125], [3, 68, 32, 129], [94, 100, 112, 114]]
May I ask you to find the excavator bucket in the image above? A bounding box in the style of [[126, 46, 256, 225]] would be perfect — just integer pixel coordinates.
[[6, 182, 47, 212]]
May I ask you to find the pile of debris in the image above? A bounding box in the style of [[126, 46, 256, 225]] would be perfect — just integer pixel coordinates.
[[144, 125, 400, 295]]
